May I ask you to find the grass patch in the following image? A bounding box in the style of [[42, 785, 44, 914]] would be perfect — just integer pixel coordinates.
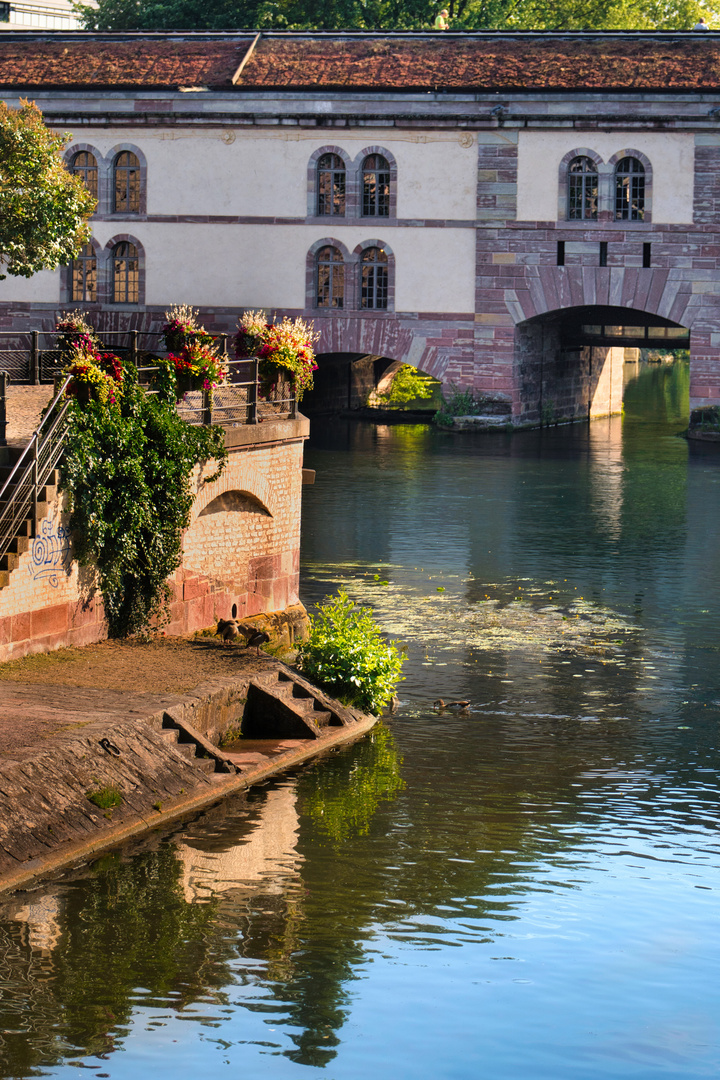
[[86, 784, 122, 810]]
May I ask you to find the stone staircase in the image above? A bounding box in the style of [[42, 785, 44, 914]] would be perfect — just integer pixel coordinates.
[[0, 444, 60, 589], [242, 666, 368, 739], [159, 709, 242, 778]]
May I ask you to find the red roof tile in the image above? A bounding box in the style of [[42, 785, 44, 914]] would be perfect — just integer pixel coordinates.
[[0, 37, 250, 88], [0, 33, 719, 92], [238, 34, 720, 91]]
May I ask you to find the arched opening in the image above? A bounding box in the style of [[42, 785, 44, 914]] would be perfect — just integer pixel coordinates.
[[516, 305, 689, 426], [302, 353, 439, 416]]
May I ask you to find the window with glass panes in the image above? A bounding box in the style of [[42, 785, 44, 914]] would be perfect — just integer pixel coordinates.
[[316, 246, 344, 308], [112, 241, 139, 303], [71, 243, 97, 303], [568, 156, 598, 220], [113, 152, 140, 214], [70, 151, 98, 201], [615, 157, 645, 221], [362, 154, 390, 217], [360, 247, 388, 310], [317, 154, 346, 216]]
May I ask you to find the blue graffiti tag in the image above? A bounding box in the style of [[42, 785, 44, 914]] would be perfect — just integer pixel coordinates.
[[29, 519, 71, 588]]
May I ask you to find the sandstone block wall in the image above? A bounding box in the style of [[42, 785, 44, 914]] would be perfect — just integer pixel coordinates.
[[0, 422, 308, 662]]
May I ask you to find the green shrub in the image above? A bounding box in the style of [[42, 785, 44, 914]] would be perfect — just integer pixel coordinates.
[[298, 590, 404, 715], [434, 383, 485, 426], [60, 362, 227, 638]]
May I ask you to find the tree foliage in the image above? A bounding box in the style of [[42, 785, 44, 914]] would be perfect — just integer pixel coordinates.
[[60, 364, 227, 638], [77, 0, 720, 31], [0, 100, 95, 279]]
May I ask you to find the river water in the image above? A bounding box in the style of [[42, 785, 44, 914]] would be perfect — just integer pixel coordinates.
[[2, 360, 720, 1080]]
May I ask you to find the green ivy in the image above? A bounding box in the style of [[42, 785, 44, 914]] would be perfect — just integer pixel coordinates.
[[298, 590, 405, 715], [60, 363, 227, 638]]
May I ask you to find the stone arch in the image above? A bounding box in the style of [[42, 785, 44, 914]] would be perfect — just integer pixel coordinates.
[[506, 267, 693, 330], [199, 489, 272, 518], [307, 145, 352, 218], [191, 458, 275, 521]]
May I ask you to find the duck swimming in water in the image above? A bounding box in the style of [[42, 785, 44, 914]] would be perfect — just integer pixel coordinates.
[[433, 699, 470, 710]]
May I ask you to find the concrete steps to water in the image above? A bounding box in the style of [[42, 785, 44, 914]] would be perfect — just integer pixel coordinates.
[[242, 665, 368, 739], [161, 709, 242, 775]]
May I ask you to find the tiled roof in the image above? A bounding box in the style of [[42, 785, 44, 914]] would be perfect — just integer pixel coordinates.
[[239, 34, 720, 91], [0, 32, 720, 91], [0, 37, 250, 87]]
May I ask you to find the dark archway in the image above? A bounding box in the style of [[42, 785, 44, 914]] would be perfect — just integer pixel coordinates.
[[516, 305, 689, 426]]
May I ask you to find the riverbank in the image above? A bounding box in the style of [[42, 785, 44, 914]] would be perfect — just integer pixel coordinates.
[[0, 635, 375, 897]]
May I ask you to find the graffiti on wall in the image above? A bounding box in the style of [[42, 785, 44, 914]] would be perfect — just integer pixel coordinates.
[[29, 519, 71, 588]]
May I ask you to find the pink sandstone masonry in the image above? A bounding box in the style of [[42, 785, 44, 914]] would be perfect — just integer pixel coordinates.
[[0, 416, 309, 662]]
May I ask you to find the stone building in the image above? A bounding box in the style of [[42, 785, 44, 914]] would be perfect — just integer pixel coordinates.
[[0, 29, 719, 423]]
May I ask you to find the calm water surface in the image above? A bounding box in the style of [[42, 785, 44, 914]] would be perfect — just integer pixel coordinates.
[[2, 361, 720, 1079]]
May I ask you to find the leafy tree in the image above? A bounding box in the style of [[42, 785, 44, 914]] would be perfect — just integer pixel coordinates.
[[77, 0, 720, 30], [0, 100, 95, 279]]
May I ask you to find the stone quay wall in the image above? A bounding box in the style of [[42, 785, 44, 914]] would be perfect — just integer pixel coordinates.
[[0, 416, 309, 662]]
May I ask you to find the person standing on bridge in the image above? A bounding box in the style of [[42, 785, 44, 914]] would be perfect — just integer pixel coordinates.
[[434, 8, 450, 29]]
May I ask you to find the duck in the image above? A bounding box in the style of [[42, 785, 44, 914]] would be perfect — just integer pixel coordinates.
[[216, 618, 240, 647], [244, 629, 271, 656], [433, 699, 470, 710]]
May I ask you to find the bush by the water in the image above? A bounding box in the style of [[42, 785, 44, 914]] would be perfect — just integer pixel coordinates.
[[298, 590, 404, 714], [434, 384, 486, 426]]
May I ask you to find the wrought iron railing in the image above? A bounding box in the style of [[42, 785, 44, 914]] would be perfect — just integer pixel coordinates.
[[0, 374, 72, 565]]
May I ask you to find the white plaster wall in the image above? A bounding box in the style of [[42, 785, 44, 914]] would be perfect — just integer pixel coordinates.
[[83, 222, 475, 312], [516, 130, 695, 224], [0, 268, 59, 303], [62, 127, 478, 221]]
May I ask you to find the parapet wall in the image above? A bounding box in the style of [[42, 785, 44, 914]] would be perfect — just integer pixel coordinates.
[[0, 416, 309, 662]]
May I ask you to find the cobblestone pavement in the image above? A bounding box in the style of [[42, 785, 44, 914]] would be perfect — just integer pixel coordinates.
[[5, 385, 54, 444]]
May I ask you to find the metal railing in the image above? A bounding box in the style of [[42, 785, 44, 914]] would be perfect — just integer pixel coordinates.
[[0, 374, 72, 565], [0, 346, 299, 565]]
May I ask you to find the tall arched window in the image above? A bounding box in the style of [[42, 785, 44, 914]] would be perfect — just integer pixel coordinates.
[[113, 151, 140, 214], [317, 154, 345, 216], [568, 156, 598, 220], [360, 247, 388, 310], [362, 154, 390, 217], [615, 157, 645, 221], [71, 243, 97, 303], [70, 151, 98, 201], [112, 241, 139, 303], [316, 246, 344, 308]]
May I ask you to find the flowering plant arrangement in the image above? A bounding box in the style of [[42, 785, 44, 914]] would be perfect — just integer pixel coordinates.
[[235, 311, 319, 401], [157, 340, 227, 400], [57, 314, 124, 406], [162, 303, 215, 354]]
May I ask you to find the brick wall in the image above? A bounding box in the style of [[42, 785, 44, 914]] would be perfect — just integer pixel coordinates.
[[0, 422, 307, 662]]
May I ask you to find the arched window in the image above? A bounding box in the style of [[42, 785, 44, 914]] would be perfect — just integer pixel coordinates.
[[316, 246, 344, 308], [70, 151, 98, 201], [71, 243, 97, 303], [362, 154, 390, 217], [113, 151, 140, 214], [568, 156, 598, 220], [112, 241, 139, 303], [317, 154, 345, 216], [615, 157, 645, 221], [360, 247, 388, 310]]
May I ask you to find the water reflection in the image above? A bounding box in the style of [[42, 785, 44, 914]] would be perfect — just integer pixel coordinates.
[[3, 361, 720, 1078]]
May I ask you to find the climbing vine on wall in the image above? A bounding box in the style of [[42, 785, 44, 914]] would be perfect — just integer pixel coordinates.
[[59, 362, 228, 638]]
